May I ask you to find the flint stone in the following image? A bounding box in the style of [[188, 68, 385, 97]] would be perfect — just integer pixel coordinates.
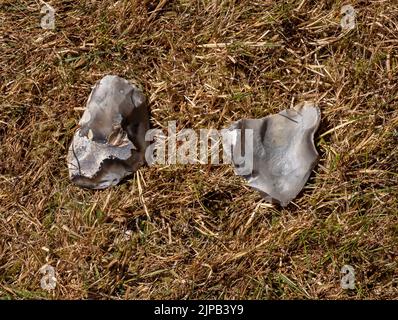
[[67, 75, 149, 189], [228, 102, 321, 206]]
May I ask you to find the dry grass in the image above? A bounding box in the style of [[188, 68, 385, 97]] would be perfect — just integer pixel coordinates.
[[0, 0, 397, 299]]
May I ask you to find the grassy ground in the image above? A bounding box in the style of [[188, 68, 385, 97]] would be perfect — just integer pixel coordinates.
[[0, 0, 397, 299]]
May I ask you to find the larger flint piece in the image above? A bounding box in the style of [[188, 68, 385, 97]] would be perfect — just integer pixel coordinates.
[[227, 101, 321, 206]]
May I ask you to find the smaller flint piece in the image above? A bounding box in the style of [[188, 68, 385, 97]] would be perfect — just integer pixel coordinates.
[[67, 75, 149, 189]]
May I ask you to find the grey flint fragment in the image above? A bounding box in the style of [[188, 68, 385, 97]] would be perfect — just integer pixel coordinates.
[[67, 75, 149, 189], [227, 102, 321, 206]]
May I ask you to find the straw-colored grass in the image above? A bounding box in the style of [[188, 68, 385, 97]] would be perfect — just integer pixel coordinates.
[[0, 0, 397, 299]]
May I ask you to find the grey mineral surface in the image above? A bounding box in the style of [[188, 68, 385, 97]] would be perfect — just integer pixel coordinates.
[[67, 75, 149, 189], [227, 102, 321, 206]]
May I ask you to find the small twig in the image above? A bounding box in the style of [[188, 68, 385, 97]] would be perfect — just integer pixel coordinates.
[[148, 0, 168, 22]]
